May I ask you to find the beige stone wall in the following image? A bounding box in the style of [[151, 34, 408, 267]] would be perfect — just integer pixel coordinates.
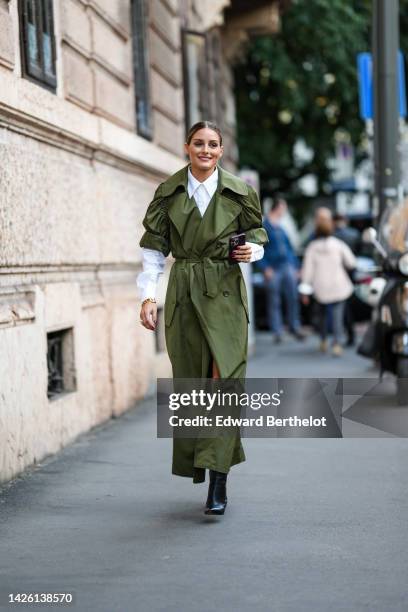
[[60, 0, 185, 151], [0, 276, 165, 483], [0, 0, 14, 70], [0, 0, 180, 483], [148, 0, 185, 155], [60, 0, 133, 124], [0, 126, 172, 483]]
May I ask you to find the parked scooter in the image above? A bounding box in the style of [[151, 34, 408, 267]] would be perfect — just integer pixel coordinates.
[[362, 201, 408, 405]]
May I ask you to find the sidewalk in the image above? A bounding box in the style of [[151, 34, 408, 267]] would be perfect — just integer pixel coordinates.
[[0, 335, 407, 612], [247, 329, 377, 377]]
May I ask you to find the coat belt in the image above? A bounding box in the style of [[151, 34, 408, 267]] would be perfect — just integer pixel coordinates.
[[174, 257, 233, 299]]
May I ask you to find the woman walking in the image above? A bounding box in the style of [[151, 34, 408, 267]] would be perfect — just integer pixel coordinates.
[[137, 121, 268, 515], [300, 211, 356, 356]]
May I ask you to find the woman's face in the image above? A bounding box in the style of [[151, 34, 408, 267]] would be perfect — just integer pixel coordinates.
[[184, 128, 223, 172]]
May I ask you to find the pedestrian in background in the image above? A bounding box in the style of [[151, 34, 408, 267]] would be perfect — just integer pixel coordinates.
[[258, 195, 305, 344], [333, 213, 360, 346], [333, 213, 361, 254], [300, 211, 356, 356]]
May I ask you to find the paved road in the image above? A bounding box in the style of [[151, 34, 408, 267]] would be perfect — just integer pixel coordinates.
[[1, 334, 407, 612]]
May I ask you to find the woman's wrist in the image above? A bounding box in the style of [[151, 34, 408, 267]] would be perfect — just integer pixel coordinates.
[[141, 297, 157, 307]]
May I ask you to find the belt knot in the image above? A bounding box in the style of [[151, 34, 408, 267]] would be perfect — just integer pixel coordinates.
[[174, 256, 231, 298]]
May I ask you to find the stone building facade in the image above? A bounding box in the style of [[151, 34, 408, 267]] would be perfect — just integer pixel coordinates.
[[0, 0, 282, 482]]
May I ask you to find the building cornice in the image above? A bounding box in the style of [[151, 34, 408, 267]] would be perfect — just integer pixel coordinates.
[[0, 99, 183, 182]]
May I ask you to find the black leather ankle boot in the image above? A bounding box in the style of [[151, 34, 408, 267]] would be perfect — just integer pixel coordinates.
[[205, 469, 216, 510], [204, 470, 228, 515]]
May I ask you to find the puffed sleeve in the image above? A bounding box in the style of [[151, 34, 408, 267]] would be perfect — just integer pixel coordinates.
[[238, 186, 269, 245], [139, 183, 170, 256]]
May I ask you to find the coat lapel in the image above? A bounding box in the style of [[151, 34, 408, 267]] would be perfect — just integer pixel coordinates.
[[164, 165, 200, 251], [218, 166, 249, 197], [167, 190, 201, 248], [162, 164, 247, 256], [195, 166, 246, 255], [194, 190, 241, 255]]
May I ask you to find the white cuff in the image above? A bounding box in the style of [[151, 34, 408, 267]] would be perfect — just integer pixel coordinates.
[[137, 248, 166, 301], [247, 242, 264, 263], [137, 274, 159, 301]]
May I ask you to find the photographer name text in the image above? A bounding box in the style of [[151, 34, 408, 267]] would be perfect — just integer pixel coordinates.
[[168, 415, 327, 428]]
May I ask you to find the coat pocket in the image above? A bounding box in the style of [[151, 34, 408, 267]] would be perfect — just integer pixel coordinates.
[[239, 276, 250, 324]]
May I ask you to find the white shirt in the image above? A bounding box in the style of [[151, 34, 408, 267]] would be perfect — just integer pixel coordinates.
[[137, 166, 264, 300]]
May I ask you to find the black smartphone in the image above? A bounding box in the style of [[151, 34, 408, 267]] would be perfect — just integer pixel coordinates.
[[228, 232, 246, 263]]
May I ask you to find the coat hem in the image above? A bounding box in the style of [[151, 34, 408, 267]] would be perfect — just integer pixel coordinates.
[[172, 455, 246, 483]]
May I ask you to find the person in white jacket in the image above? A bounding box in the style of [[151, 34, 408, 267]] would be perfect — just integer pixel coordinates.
[[300, 209, 357, 356]]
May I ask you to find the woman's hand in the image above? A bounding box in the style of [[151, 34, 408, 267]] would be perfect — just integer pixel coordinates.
[[232, 243, 252, 263], [140, 300, 157, 331]]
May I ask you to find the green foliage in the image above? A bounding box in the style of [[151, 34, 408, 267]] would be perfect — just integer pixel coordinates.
[[234, 0, 377, 196]]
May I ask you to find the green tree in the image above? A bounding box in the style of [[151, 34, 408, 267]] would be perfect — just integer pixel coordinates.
[[234, 0, 373, 198]]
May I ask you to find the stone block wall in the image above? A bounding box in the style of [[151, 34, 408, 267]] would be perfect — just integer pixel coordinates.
[[0, 0, 184, 483], [0, 0, 14, 70], [0, 127, 169, 483], [59, 0, 185, 152], [148, 0, 185, 155]]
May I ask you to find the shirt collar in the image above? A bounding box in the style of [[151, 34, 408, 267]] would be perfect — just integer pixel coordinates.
[[187, 165, 219, 195], [160, 163, 249, 197]]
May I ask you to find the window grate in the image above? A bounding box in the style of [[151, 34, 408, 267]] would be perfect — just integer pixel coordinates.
[[47, 328, 76, 399], [131, 0, 153, 140], [19, 0, 57, 90]]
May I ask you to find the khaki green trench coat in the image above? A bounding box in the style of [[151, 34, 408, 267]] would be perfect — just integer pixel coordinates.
[[140, 164, 268, 483]]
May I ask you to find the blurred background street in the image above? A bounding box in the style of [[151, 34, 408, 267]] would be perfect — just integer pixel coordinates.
[[1, 0, 408, 609]]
